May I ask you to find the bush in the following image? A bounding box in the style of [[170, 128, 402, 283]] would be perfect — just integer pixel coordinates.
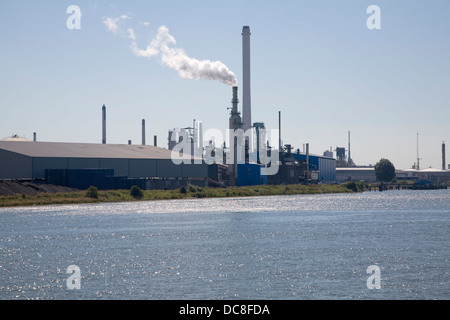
[[86, 186, 99, 199], [344, 181, 369, 192], [188, 184, 203, 193], [179, 186, 187, 194], [130, 185, 144, 200]]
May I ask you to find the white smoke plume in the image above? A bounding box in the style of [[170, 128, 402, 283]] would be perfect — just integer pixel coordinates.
[[104, 17, 237, 86], [102, 14, 132, 36]]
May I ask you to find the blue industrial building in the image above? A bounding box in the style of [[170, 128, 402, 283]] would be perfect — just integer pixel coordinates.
[[237, 163, 268, 186], [291, 153, 336, 183]]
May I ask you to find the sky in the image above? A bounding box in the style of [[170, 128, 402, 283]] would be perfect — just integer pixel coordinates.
[[1, 0, 449, 170]]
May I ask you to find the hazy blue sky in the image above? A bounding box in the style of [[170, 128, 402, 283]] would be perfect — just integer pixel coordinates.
[[1, 1, 449, 169]]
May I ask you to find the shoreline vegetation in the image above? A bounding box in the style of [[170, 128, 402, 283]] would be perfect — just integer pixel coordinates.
[[0, 182, 371, 208]]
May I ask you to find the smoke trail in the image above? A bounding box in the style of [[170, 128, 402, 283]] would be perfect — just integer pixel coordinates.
[[129, 24, 237, 86]]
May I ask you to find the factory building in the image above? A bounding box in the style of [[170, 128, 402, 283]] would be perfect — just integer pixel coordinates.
[[396, 168, 450, 184], [267, 145, 336, 185], [0, 141, 208, 189], [336, 167, 376, 183], [0, 25, 340, 191], [292, 152, 336, 183]]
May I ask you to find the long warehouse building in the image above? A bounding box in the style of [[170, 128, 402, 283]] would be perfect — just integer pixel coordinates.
[[0, 141, 208, 188]]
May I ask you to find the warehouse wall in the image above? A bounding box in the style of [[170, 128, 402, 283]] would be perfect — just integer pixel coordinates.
[[157, 159, 183, 177], [336, 168, 376, 183], [129, 159, 157, 177], [33, 158, 68, 178], [0, 149, 32, 179], [99, 159, 129, 176], [318, 157, 336, 182], [30, 157, 207, 179], [182, 163, 208, 178], [0, 147, 209, 180], [68, 158, 100, 170]]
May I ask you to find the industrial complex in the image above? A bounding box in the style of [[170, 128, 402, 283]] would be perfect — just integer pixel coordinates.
[[1, 26, 449, 192]]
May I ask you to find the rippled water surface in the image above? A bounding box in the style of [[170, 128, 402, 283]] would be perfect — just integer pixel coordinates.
[[1, 190, 449, 299]]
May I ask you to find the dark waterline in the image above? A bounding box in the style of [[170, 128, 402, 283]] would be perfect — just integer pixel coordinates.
[[1, 189, 449, 300]]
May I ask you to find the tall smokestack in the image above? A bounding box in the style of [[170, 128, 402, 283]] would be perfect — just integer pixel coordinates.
[[194, 120, 203, 158], [242, 26, 251, 132], [232, 87, 239, 114], [416, 132, 420, 170], [306, 143, 310, 170], [142, 119, 146, 145], [443, 141, 446, 171], [348, 131, 352, 164], [278, 111, 282, 152], [102, 105, 106, 144]]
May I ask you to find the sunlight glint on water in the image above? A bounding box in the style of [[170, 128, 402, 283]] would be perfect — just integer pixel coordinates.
[[0, 190, 449, 299]]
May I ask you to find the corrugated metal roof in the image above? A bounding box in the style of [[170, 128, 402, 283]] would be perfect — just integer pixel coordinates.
[[0, 141, 175, 159]]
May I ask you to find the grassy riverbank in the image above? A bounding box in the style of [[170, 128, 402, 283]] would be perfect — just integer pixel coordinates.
[[0, 182, 369, 208]]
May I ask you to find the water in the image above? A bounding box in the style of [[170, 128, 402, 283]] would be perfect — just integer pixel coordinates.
[[0, 189, 449, 300]]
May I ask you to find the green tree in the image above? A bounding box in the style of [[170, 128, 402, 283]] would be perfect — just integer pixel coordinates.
[[374, 158, 396, 182], [130, 185, 144, 200], [86, 186, 99, 199]]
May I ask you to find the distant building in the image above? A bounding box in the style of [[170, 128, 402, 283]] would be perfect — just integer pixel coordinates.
[[336, 167, 376, 183], [0, 141, 208, 189], [291, 152, 336, 183], [396, 168, 450, 184], [267, 146, 336, 185]]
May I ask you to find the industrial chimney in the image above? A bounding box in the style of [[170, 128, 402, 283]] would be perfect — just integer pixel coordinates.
[[443, 141, 446, 171], [229, 86, 242, 130], [229, 86, 242, 186], [348, 131, 354, 166], [306, 143, 310, 170], [142, 119, 146, 145], [278, 111, 282, 153], [102, 105, 106, 144], [194, 120, 203, 158], [242, 26, 251, 132]]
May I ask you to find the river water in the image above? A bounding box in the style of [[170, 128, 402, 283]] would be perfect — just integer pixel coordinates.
[[0, 189, 449, 300]]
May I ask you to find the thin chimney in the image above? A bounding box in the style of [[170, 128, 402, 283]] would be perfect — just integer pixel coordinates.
[[102, 105, 106, 144], [278, 111, 282, 152], [306, 143, 310, 170], [443, 141, 446, 171], [142, 119, 146, 145]]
